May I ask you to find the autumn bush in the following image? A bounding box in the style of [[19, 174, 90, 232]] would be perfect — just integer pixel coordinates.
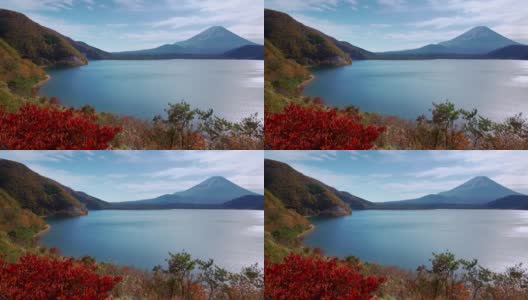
[[265, 253, 385, 300], [0, 253, 121, 300], [265, 103, 385, 149], [0, 103, 121, 149]]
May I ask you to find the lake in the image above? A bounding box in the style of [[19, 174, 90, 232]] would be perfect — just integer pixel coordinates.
[[304, 210, 528, 271], [40, 60, 263, 121], [40, 210, 264, 272], [304, 60, 528, 121]]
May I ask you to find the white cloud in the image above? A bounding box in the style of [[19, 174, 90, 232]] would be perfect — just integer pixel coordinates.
[[265, 150, 338, 162], [0, 0, 73, 11], [377, 0, 406, 9], [150, 0, 263, 43], [415, 0, 528, 43], [112, 0, 144, 10], [265, 0, 358, 12], [410, 151, 528, 193], [25, 13, 95, 41]]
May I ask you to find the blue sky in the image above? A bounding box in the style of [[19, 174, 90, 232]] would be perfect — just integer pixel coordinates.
[[0, 151, 263, 202], [265, 151, 528, 202], [1, 0, 263, 51], [264, 0, 528, 52]]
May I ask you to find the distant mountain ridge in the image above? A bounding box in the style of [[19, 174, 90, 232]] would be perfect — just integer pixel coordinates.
[[379, 26, 521, 56], [114, 26, 258, 57], [114, 176, 261, 208], [378, 176, 523, 208]]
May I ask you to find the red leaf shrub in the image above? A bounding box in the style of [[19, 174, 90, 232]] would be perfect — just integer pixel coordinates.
[[0, 253, 121, 300], [265, 254, 385, 300], [265, 104, 385, 149], [0, 104, 121, 149]]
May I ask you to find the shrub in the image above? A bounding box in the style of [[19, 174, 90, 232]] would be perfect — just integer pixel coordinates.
[[265, 103, 385, 150], [149, 251, 263, 300], [265, 253, 385, 300], [0, 103, 121, 149], [0, 253, 121, 299]]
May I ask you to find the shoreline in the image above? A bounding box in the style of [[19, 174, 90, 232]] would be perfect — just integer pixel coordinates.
[[297, 224, 315, 239], [33, 74, 51, 89], [298, 74, 315, 89], [35, 224, 51, 237]]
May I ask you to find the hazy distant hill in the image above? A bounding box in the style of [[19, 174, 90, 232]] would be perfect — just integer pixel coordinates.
[[224, 45, 264, 60], [115, 26, 256, 57], [62, 37, 111, 60], [0, 9, 87, 66], [222, 195, 264, 210], [58, 187, 110, 210], [381, 26, 520, 56], [488, 195, 528, 209], [488, 45, 528, 59]]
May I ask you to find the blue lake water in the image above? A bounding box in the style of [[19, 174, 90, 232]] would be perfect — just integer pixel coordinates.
[[304, 60, 528, 121], [40, 210, 264, 272], [40, 59, 263, 121], [304, 210, 528, 271]]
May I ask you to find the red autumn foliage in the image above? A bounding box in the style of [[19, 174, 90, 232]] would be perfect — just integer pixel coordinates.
[[49, 97, 61, 106], [0, 253, 122, 300], [314, 97, 324, 105], [0, 103, 121, 149], [265, 103, 385, 150], [265, 254, 386, 300]]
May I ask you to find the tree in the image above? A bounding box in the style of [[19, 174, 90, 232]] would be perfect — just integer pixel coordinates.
[[430, 251, 461, 299], [460, 258, 493, 299], [265, 253, 385, 300], [460, 109, 493, 148], [265, 103, 385, 150], [0, 103, 121, 149], [431, 101, 461, 149], [0, 253, 121, 299]]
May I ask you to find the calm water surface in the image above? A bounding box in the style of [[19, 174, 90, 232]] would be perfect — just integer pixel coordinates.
[[40, 60, 263, 121], [40, 210, 263, 271], [305, 210, 528, 271], [305, 60, 528, 121]]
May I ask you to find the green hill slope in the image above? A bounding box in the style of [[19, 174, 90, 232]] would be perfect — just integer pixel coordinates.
[[264, 159, 353, 216], [0, 159, 88, 217], [264, 190, 310, 261], [0, 9, 87, 66], [264, 39, 310, 97], [264, 9, 351, 66], [0, 37, 46, 98]]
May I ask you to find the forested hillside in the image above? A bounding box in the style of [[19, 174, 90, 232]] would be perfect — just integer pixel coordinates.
[[0, 9, 87, 66], [264, 9, 351, 66]]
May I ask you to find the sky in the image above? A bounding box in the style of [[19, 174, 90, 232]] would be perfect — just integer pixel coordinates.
[[0, 0, 263, 51], [0, 151, 263, 202], [265, 151, 528, 202], [264, 0, 528, 52]]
